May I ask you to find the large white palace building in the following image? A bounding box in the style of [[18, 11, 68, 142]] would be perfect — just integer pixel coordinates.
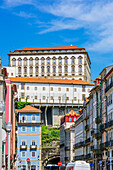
[[7, 45, 91, 82]]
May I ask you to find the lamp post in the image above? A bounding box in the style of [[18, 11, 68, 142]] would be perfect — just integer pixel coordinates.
[[6, 121, 12, 170], [0, 101, 5, 169], [3, 138, 6, 167]]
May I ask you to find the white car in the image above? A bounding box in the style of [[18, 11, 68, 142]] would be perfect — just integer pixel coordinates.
[[66, 161, 91, 170]]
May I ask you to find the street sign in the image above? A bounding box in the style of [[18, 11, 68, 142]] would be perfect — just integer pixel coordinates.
[[99, 161, 102, 165], [26, 158, 30, 162], [58, 162, 62, 166]]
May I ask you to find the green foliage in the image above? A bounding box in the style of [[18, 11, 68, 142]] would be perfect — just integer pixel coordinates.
[[41, 125, 60, 147], [15, 98, 31, 109]]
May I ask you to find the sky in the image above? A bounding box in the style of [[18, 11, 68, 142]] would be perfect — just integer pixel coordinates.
[[0, 0, 113, 81]]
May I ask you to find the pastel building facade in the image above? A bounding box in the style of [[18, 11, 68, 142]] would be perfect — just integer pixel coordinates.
[[17, 105, 42, 170], [60, 110, 80, 165], [8, 46, 91, 82], [9, 77, 93, 126]]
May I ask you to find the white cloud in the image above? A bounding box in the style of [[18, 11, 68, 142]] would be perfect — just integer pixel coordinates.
[[14, 11, 36, 18]]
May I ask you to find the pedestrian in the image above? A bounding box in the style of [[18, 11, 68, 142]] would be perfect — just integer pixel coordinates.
[[1, 165, 5, 170]]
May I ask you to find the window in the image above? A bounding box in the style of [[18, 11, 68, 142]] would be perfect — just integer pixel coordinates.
[[30, 67, 33, 74], [42, 67, 44, 73], [50, 96, 53, 100], [21, 93, 25, 99], [74, 97, 77, 101], [24, 59, 27, 66], [21, 115, 26, 122], [72, 57, 75, 64], [74, 118, 76, 121], [18, 59, 22, 66], [58, 88, 61, 91], [24, 67, 27, 73], [35, 96, 37, 100], [36, 67, 38, 73], [47, 59, 50, 64], [21, 83, 25, 90], [66, 88, 69, 92], [41, 59, 44, 64], [58, 96, 61, 100], [43, 87, 45, 91], [18, 67, 21, 73], [34, 87, 37, 90], [11, 73, 13, 76], [43, 96, 46, 100], [65, 58, 68, 64], [47, 67, 50, 73], [27, 95, 29, 99], [21, 140, 26, 145], [35, 58, 38, 64], [59, 58, 62, 64], [31, 126, 36, 132], [27, 86, 29, 90], [12, 59, 16, 66], [82, 85, 86, 92], [31, 115, 36, 122], [51, 87, 53, 91], [79, 65, 82, 72], [82, 94, 85, 101], [53, 67, 56, 73], [21, 151, 26, 158], [66, 97, 69, 100], [69, 118, 72, 121], [79, 58, 82, 63], [65, 66, 68, 73], [21, 127, 27, 132], [30, 58, 33, 65], [74, 88, 76, 92], [31, 165, 36, 170], [59, 66, 62, 73], [72, 66, 75, 72], [31, 140, 36, 145], [31, 151, 36, 158], [53, 58, 56, 64]]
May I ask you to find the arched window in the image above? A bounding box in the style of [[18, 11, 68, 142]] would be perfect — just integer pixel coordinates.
[[30, 67, 33, 74], [23, 57, 27, 66], [71, 56, 75, 64], [65, 66, 68, 73], [53, 66, 56, 73], [64, 56, 68, 64], [58, 56, 62, 64], [72, 66, 75, 72], [12, 58, 16, 66], [78, 56, 83, 64], [47, 57, 50, 65], [31, 115, 36, 122], [79, 65, 82, 72], [29, 57, 33, 65], [24, 67, 27, 74], [42, 66, 44, 73], [35, 57, 39, 65], [18, 67, 21, 73], [58, 66, 62, 73], [47, 66, 50, 73], [52, 57, 56, 64], [41, 57, 45, 65], [35, 67, 38, 73], [18, 58, 22, 66]]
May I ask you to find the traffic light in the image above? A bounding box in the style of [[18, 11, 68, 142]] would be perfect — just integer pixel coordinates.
[[102, 161, 105, 167]]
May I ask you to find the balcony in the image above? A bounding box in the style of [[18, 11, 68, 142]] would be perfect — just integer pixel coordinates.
[[95, 132, 102, 139], [74, 141, 85, 149], [85, 153, 91, 159], [105, 140, 113, 148], [30, 145, 37, 149], [91, 129, 97, 136], [75, 155, 84, 160], [105, 82, 113, 93], [90, 145, 98, 151], [99, 124, 105, 132], [85, 125, 89, 131], [85, 137, 92, 144], [105, 120, 113, 130], [20, 145, 27, 150], [100, 143, 105, 150], [95, 116, 101, 124]]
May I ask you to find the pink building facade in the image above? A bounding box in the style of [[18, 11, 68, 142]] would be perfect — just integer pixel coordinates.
[[5, 79, 17, 167]]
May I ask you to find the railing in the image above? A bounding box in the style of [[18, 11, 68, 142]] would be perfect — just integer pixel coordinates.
[[105, 120, 113, 129], [105, 82, 113, 93], [95, 116, 101, 124], [105, 140, 113, 147], [84, 153, 91, 159], [85, 137, 92, 144], [74, 141, 85, 149], [75, 155, 84, 160], [90, 145, 98, 151], [20, 145, 27, 150], [30, 145, 37, 149]]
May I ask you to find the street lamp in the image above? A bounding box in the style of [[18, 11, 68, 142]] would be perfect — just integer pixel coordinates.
[[6, 121, 12, 170], [0, 101, 5, 169]]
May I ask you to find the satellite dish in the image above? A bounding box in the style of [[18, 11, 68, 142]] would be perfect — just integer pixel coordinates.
[[2, 129, 6, 142]]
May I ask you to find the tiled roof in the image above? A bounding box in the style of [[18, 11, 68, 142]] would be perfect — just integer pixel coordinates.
[[14, 46, 84, 51], [9, 77, 94, 86], [16, 105, 41, 113]]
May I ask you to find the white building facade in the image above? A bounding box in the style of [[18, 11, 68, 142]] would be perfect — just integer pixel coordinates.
[[8, 46, 91, 82], [9, 77, 93, 126]]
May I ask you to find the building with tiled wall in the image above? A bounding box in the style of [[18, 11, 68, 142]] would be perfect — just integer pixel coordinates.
[[16, 105, 42, 170]]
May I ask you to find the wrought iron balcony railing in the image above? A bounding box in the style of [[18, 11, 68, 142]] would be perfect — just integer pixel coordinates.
[[20, 145, 27, 150], [30, 145, 37, 149]]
